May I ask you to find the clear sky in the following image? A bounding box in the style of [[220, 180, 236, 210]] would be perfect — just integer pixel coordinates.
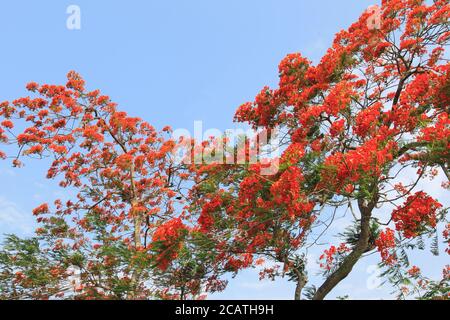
[[0, 0, 448, 300]]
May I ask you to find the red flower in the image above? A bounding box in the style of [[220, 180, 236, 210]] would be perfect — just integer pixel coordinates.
[[353, 102, 381, 137], [26, 82, 39, 91], [280, 143, 305, 165], [375, 228, 397, 265], [343, 184, 355, 194], [443, 224, 450, 255], [330, 119, 346, 137], [27, 144, 44, 155], [198, 193, 227, 233], [392, 192, 442, 238], [270, 167, 314, 219], [82, 126, 104, 142], [33, 203, 50, 216], [319, 243, 351, 271], [1, 120, 14, 129], [152, 218, 188, 271], [407, 266, 421, 277]]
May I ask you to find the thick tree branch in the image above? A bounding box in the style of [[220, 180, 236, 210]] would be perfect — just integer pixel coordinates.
[[312, 198, 375, 300], [294, 272, 307, 300]]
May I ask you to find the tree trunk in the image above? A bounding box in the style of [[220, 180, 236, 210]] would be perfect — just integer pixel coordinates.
[[312, 199, 374, 300], [294, 274, 306, 300], [441, 164, 450, 182], [130, 197, 142, 299]]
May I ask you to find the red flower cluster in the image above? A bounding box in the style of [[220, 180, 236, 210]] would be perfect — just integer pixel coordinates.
[[444, 265, 450, 281], [418, 113, 450, 160], [32, 203, 50, 216], [1, 0, 449, 300], [152, 218, 188, 271], [1, 120, 14, 129], [407, 266, 421, 277], [270, 167, 314, 220], [392, 192, 442, 238], [280, 143, 305, 166], [198, 195, 223, 232], [375, 228, 397, 265], [443, 223, 450, 255], [319, 243, 351, 271], [321, 137, 396, 192], [353, 102, 382, 137], [422, 113, 450, 141], [225, 253, 253, 272], [329, 119, 346, 137]]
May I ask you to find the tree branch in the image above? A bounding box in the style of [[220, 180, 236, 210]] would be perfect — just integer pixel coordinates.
[[312, 198, 375, 300]]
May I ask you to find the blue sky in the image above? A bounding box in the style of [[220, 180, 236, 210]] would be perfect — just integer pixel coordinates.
[[1, 0, 448, 300]]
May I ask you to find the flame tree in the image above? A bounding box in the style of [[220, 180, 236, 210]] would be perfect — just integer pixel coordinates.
[[0, 0, 449, 300], [0, 72, 223, 299], [190, 0, 450, 300]]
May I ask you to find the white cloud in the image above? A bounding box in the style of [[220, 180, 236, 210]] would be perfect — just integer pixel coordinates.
[[33, 182, 47, 189], [0, 168, 16, 177], [239, 280, 273, 290], [0, 196, 34, 236]]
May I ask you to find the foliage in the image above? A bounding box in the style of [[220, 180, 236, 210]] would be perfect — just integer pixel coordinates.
[[1, 0, 449, 300]]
